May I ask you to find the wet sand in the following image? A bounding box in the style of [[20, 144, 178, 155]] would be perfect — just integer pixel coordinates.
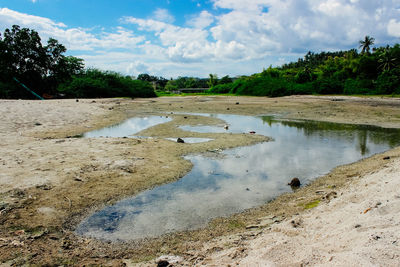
[[1, 95, 400, 265]]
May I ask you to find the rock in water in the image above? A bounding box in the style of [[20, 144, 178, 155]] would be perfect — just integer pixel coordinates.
[[177, 138, 185, 143], [288, 177, 301, 187]]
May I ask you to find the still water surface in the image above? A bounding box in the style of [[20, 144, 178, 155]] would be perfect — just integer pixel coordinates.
[[77, 114, 400, 241], [83, 116, 171, 138]]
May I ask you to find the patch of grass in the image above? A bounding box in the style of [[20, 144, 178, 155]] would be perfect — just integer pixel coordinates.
[[227, 219, 245, 230], [304, 200, 320, 209]]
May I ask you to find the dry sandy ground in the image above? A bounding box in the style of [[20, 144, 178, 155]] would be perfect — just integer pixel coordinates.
[[1, 95, 400, 266], [170, 153, 400, 266]]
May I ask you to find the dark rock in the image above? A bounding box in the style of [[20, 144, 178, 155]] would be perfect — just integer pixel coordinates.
[[76, 99, 79, 102], [34, 122, 42, 126], [354, 224, 361, 228], [236, 102, 239, 105], [184, 116, 187, 119], [249, 131, 256, 134], [288, 177, 301, 187], [157, 260, 170, 267], [177, 138, 185, 143], [383, 156, 390, 160], [246, 188, 250, 191]]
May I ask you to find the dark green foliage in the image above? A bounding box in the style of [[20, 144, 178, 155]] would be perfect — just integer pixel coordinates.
[[219, 75, 233, 84], [58, 69, 156, 98], [0, 25, 84, 99], [137, 73, 168, 90], [233, 76, 289, 97], [208, 83, 233, 94], [343, 79, 372, 94], [375, 69, 400, 94], [212, 41, 399, 97]]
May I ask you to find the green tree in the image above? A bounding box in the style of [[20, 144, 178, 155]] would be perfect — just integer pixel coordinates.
[[165, 79, 178, 91], [359, 35, 375, 54], [378, 47, 397, 72], [0, 25, 83, 98], [207, 74, 218, 88], [219, 75, 232, 84]]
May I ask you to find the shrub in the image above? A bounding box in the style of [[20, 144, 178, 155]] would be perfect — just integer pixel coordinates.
[[343, 78, 373, 95], [58, 69, 155, 98], [208, 83, 233, 94], [374, 69, 400, 94]]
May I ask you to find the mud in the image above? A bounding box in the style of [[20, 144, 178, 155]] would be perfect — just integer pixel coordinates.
[[1, 95, 400, 265]]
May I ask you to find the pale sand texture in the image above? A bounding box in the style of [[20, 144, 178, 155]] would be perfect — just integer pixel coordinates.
[[184, 157, 400, 266], [1, 96, 400, 265]]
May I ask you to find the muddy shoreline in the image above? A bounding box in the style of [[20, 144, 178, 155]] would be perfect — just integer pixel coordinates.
[[1, 96, 400, 265]]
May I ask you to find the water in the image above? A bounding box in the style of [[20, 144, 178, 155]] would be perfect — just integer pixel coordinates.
[[83, 116, 171, 138], [165, 137, 213, 143], [77, 114, 400, 241]]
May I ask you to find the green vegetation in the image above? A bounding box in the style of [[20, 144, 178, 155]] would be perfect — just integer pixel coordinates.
[[0, 25, 155, 99], [304, 200, 320, 209], [58, 69, 155, 98], [1, 25, 399, 99], [209, 39, 400, 97]]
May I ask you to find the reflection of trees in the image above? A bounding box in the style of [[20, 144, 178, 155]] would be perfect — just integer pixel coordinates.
[[260, 116, 400, 154], [357, 130, 369, 156]]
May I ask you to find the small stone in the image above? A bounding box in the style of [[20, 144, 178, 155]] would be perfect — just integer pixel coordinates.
[[354, 224, 361, 228], [34, 122, 42, 126], [372, 235, 381, 240], [383, 156, 390, 160], [288, 177, 301, 187], [157, 260, 169, 267], [14, 230, 25, 236], [76, 99, 79, 102], [249, 131, 256, 134], [227, 108, 230, 110], [177, 138, 185, 143], [246, 188, 250, 191], [324, 191, 337, 201], [236, 102, 239, 105]]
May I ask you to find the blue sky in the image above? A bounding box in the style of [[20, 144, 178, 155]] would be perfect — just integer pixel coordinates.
[[1, 0, 400, 78]]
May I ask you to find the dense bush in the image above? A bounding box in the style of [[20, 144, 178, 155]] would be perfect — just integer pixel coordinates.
[[374, 69, 400, 94], [208, 83, 233, 94], [344, 79, 373, 94], [210, 42, 400, 97], [58, 69, 156, 98]]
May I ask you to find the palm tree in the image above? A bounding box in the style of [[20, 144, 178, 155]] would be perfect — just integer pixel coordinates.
[[359, 35, 375, 54], [378, 47, 397, 72]]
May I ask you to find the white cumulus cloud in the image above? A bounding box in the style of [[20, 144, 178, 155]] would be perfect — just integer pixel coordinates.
[[388, 19, 400, 37]]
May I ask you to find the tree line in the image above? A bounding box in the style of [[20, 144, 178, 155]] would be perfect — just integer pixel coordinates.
[[1, 25, 398, 99], [209, 36, 400, 96], [0, 25, 155, 99]]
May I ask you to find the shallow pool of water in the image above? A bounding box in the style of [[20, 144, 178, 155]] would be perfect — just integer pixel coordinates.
[[165, 137, 213, 143], [77, 114, 400, 241], [83, 116, 171, 138]]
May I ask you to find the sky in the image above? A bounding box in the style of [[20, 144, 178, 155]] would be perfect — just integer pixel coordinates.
[[0, 0, 400, 78]]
